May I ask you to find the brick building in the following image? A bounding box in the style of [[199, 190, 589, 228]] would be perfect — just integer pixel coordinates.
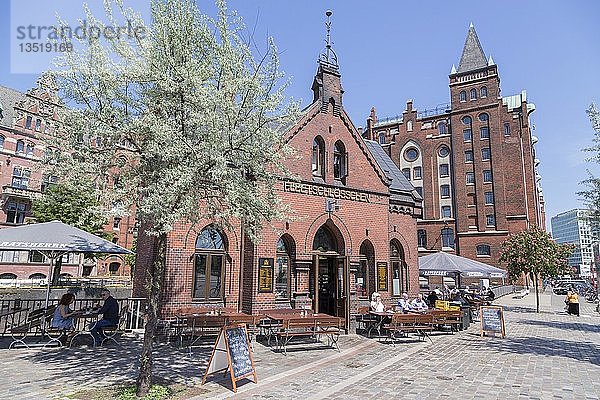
[[364, 24, 545, 271], [0, 74, 135, 280], [133, 29, 422, 326]]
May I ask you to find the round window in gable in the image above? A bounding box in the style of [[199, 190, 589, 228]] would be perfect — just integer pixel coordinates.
[[404, 148, 419, 162], [438, 146, 450, 157]]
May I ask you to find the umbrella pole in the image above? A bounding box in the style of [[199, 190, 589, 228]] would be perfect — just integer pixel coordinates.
[[42, 256, 55, 332]]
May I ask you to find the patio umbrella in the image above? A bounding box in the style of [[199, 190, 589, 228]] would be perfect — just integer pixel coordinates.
[[419, 251, 507, 279], [0, 220, 132, 314]]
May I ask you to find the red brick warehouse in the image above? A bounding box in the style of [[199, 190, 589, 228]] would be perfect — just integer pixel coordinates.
[[133, 14, 423, 330], [364, 24, 545, 282]]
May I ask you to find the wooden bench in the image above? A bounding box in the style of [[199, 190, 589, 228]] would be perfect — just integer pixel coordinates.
[[384, 313, 434, 344], [9, 306, 56, 349], [275, 316, 342, 355], [431, 310, 462, 333]]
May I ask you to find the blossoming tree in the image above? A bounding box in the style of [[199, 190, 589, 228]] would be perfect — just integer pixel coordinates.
[[45, 0, 297, 395]]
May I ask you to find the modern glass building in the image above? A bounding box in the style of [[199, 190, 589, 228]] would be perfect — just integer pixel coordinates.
[[551, 209, 595, 277]]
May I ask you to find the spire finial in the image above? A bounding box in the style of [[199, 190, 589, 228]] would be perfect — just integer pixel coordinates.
[[319, 10, 339, 67], [469, 22, 474, 29]]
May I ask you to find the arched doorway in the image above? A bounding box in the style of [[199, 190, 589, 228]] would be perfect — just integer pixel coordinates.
[[358, 240, 375, 299], [390, 240, 408, 295], [311, 224, 347, 318]]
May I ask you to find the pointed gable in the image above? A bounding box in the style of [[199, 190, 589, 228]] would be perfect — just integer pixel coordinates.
[[457, 24, 487, 73]]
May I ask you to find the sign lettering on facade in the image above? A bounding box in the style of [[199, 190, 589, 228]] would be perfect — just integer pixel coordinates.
[[282, 181, 371, 203], [258, 257, 274, 293], [377, 261, 388, 291]]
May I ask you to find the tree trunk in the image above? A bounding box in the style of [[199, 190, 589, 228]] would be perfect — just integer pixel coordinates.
[[533, 272, 540, 313], [136, 232, 167, 397]]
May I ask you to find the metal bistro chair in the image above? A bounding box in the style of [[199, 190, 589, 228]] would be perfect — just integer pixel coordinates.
[[99, 304, 130, 346]]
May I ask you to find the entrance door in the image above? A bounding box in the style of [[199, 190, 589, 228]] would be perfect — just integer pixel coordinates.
[[316, 255, 347, 319]]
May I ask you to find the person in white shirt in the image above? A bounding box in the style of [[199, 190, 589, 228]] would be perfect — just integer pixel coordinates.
[[410, 293, 428, 312], [397, 292, 411, 313], [370, 292, 385, 312]]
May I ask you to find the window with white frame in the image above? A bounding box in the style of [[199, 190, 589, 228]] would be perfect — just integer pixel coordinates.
[[485, 191, 494, 205], [12, 166, 30, 189], [439, 163, 449, 177], [480, 87, 488, 98], [480, 126, 490, 139], [440, 184, 450, 198], [470, 88, 477, 100], [402, 168, 411, 180], [476, 244, 491, 256], [482, 148, 491, 161], [459, 91, 467, 102], [483, 170, 493, 183], [466, 172, 475, 184], [413, 166, 422, 180], [503, 123, 510, 136], [441, 206, 452, 218], [442, 228, 454, 248], [465, 150, 473, 163], [486, 214, 496, 227]]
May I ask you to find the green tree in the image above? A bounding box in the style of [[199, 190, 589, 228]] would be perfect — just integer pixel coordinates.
[[579, 103, 600, 232], [500, 227, 574, 312], [32, 182, 109, 284], [46, 0, 297, 396], [32, 182, 107, 234]]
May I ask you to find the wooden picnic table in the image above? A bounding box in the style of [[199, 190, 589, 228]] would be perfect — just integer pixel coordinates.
[[265, 313, 343, 354]]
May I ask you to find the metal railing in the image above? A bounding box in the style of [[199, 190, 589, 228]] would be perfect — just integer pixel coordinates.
[[417, 103, 451, 119], [491, 285, 521, 298], [0, 297, 146, 336]]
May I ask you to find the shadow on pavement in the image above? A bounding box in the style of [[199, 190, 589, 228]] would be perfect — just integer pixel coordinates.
[[484, 335, 600, 366], [518, 319, 600, 334]]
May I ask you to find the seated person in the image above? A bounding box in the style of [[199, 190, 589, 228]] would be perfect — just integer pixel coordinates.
[[90, 288, 119, 346], [370, 292, 385, 312], [397, 292, 411, 313], [427, 290, 439, 307], [410, 293, 428, 312], [51, 293, 76, 330]]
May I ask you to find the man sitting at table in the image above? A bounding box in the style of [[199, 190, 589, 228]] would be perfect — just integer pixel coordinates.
[[397, 292, 411, 313], [370, 292, 385, 312], [90, 288, 119, 346], [410, 293, 428, 312]]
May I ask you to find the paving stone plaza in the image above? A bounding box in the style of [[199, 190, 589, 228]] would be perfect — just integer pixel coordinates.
[[1, 290, 599, 400]]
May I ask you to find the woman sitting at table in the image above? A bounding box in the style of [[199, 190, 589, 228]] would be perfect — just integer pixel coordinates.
[[410, 293, 428, 312], [51, 293, 76, 330], [370, 292, 385, 312]]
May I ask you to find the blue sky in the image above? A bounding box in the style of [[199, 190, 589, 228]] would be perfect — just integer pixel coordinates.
[[1, 0, 599, 229]]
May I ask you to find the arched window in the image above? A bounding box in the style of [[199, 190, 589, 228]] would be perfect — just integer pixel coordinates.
[[26, 143, 34, 156], [442, 228, 454, 249], [438, 122, 447, 135], [406, 120, 413, 131], [358, 240, 375, 298], [462, 116, 472, 125], [478, 113, 489, 122], [313, 226, 337, 253], [333, 140, 347, 181], [109, 262, 120, 275], [276, 236, 294, 300], [29, 273, 46, 280], [0, 273, 17, 280], [312, 136, 325, 179], [390, 240, 408, 295], [417, 229, 427, 249], [16, 140, 25, 154], [378, 131, 386, 144], [470, 88, 477, 100], [194, 226, 227, 300], [480, 86, 488, 98], [476, 244, 491, 256], [459, 91, 467, 102]]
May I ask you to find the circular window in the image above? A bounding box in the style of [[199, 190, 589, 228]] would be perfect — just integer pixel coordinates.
[[462, 116, 472, 125], [478, 113, 489, 122], [404, 148, 419, 162], [438, 146, 450, 157]]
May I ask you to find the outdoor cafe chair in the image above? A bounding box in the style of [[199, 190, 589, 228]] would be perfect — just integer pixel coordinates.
[[99, 304, 130, 346], [9, 305, 56, 349]]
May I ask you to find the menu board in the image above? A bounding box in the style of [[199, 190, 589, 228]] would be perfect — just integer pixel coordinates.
[[258, 257, 274, 293], [480, 306, 505, 338], [202, 325, 257, 392], [377, 261, 388, 291]]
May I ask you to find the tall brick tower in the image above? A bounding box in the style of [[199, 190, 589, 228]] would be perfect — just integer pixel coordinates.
[[366, 24, 545, 270]]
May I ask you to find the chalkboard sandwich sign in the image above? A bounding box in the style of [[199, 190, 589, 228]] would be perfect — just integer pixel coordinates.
[[202, 324, 257, 392], [480, 305, 505, 338]]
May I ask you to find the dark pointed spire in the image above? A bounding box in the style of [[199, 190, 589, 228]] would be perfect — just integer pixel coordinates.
[[456, 23, 487, 73], [318, 10, 339, 68]]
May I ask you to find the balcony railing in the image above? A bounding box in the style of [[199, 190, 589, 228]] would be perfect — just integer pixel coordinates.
[[1, 185, 42, 201]]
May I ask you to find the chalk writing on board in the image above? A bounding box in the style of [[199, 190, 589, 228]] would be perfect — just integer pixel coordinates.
[[226, 327, 253, 379], [480, 306, 505, 337]]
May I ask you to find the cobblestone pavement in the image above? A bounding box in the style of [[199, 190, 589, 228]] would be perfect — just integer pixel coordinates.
[[1, 290, 599, 400]]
